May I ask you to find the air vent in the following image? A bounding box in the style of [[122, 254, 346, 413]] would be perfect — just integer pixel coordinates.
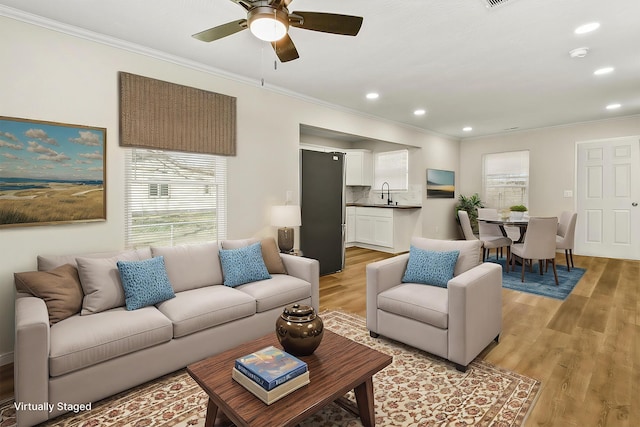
[[483, 0, 513, 8]]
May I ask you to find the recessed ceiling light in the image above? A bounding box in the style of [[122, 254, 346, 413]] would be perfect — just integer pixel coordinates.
[[413, 109, 426, 116], [594, 67, 614, 75], [574, 22, 600, 34], [462, 126, 473, 132], [366, 92, 379, 100], [606, 103, 621, 110]]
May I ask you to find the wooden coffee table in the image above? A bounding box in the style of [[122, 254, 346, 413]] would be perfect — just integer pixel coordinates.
[[187, 329, 392, 427]]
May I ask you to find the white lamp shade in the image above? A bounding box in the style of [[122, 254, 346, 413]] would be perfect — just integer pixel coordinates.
[[271, 205, 301, 227]]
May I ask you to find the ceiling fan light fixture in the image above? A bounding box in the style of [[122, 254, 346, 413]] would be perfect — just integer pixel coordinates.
[[248, 7, 289, 42]]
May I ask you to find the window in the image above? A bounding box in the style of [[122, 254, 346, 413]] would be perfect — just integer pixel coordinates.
[[482, 150, 529, 209], [149, 183, 169, 198], [125, 148, 227, 248], [374, 149, 408, 191]]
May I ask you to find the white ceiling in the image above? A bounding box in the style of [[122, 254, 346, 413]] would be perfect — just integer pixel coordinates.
[[2, 0, 639, 139]]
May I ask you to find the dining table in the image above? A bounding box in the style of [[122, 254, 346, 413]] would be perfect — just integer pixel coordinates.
[[478, 218, 530, 243]]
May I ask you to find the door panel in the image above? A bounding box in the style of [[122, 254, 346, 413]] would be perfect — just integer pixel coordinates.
[[576, 136, 640, 259]]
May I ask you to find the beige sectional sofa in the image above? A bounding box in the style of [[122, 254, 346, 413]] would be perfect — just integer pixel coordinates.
[[13, 238, 319, 427]]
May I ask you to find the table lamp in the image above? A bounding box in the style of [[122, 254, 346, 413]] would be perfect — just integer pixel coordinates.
[[271, 205, 301, 253]]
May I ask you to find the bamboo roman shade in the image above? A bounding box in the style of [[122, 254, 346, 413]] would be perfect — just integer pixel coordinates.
[[119, 72, 236, 156]]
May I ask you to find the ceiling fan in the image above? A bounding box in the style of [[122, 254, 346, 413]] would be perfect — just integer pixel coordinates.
[[192, 0, 364, 62]]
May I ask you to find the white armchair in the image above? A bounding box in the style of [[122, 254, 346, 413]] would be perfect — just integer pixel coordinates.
[[366, 237, 502, 372]]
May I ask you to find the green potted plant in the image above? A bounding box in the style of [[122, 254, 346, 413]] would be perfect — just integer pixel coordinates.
[[509, 204, 528, 220], [455, 193, 484, 235]]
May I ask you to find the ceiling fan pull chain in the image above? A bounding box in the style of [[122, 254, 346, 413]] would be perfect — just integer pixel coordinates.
[[260, 45, 265, 86]]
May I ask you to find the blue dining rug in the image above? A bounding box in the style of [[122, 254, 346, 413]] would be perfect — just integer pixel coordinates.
[[487, 258, 586, 300]]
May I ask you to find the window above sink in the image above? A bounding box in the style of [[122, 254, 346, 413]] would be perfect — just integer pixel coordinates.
[[374, 149, 408, 191]]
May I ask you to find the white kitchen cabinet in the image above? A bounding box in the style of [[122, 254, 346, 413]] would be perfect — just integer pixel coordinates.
[[345, 149, 373, 186], [346, 206, 356, 244], [354, 207, 394, 248], [350, 206, 421, 253]]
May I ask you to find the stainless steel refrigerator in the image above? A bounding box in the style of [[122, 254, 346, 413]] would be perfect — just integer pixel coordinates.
[[300, 149, 345, 275]]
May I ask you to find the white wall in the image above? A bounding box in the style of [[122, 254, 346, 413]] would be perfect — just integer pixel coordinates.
[[0, 16, 459, 361], [459, 115, 640, 217]]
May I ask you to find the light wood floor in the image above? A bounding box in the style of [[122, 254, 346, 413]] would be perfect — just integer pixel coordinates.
[[321, 247, 639, 427]]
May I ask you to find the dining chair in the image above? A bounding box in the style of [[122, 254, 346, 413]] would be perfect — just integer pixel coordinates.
[[556, 211, 577, 271], [511, 216, 559, 285], [477, 208, 512, 262], [458, 210, 478, 241]]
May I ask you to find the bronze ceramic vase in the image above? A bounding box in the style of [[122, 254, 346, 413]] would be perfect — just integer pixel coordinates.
[[275, 304, 324, 356]]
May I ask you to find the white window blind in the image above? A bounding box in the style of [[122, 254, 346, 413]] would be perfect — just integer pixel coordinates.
[[374, 149, 409, 191], [124, 148, 227, 248], [482, 150, 529, 210]]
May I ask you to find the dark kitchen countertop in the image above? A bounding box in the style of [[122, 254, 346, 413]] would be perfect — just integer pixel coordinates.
[[347, 203, 422, 210]]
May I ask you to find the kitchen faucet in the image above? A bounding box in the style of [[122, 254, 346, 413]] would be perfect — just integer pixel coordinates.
[[381, 181, 393, 205]]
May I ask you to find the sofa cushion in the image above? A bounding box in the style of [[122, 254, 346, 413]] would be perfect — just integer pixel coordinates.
[[155, 286, 256, 338], [410, 237, 481, 276], [235, 274, 312, 313], [219, 242, 271, 287], [49, 306, 173, 377], [117, 256, 176, 310], [14, 264, 84, 325], [378, 283, 448, 329], [260, 238, 287, 274], [402, 246, 459, 288], [76, 250, 152, 315], [37, 248, 152, 271], [221, 238, 259, 249], [151, 242, 223, 292]]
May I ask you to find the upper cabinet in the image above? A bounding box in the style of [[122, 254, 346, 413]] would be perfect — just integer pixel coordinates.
[[345, 149, 373, 186]]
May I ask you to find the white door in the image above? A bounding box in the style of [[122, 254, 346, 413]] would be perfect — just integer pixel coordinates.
[[576, 136, 640, 260]]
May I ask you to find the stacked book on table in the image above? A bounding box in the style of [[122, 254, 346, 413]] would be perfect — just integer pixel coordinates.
[[232, 345, 310, 405]]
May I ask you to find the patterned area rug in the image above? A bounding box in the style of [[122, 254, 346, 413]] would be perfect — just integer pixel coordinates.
[[0, 311, 540, 427], [489, 258, 585, 300]]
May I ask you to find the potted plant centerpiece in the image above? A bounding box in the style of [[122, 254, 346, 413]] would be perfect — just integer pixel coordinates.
[[509, 204, 528, 220]]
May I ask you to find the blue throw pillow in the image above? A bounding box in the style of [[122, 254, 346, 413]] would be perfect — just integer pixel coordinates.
[[117, 256, 175, 310], [219, 242, 271, 287], [402, 246, 460, 288]]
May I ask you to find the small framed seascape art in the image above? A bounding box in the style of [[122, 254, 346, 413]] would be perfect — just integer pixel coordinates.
[[0, 116, 106, 228], [426, 169, 455, 199]]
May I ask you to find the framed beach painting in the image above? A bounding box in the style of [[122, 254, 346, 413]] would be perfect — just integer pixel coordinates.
[[426, 169, 455, 199], [0, 116, 106, 228]]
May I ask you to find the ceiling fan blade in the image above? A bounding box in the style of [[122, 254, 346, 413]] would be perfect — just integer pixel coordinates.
[[271, 33, 299, 62], [290, 12, 363, 36], [192, 19, 248, 42]]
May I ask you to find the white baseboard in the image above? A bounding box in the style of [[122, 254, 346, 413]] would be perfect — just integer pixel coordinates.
[[0, 352, 14, 366]]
